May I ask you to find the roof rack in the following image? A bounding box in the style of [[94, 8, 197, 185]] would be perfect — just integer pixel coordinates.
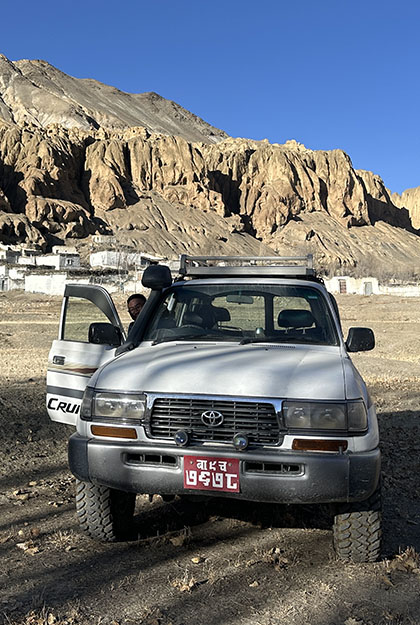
[[178, 255, 316, 278]]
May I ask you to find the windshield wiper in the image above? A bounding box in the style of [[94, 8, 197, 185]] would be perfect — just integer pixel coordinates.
[[152, 333, 226, 346], [152, 334, 327, 347], [239, 337, 288, 345], [239, 335, 316, 345]]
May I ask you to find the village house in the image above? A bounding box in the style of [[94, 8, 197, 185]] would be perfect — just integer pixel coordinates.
[[0, 265, 26, 291], [0, 245, 20, 264], [25, 271, 89, 296], [92, 234, 117, 245], [325, 276, 380, 296], [35, 246, 81, 270], [17, 248, 42, 266], [89, 250, 163, 270]]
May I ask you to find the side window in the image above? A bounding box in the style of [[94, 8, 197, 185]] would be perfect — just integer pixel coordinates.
[[143, 294, 185, 335], [63, 297, 111, 342]]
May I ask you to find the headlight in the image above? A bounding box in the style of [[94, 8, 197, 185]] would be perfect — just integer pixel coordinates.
[[80, 387, 146, 423], [283, 400, 367, 432]]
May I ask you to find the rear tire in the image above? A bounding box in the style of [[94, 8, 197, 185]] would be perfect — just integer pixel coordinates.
[[333, 484, 381, 562], [75, 479, 136, 542]]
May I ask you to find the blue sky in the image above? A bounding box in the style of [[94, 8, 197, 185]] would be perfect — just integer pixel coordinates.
[[2, 0, 418, 193]]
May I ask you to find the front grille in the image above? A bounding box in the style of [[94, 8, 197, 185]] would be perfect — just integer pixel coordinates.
[[149, 397, 280, 445]]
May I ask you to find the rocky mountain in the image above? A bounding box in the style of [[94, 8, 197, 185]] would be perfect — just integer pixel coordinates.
[[1, 54, 420, 276], [0, 55, 226, 143]]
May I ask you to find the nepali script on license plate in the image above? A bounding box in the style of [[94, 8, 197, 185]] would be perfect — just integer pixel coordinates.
[[183, 455, 240, 493]]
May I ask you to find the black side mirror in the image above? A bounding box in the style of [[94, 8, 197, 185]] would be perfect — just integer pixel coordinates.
[[142, 264, 172, 290], [89, 322, 122, 346], [346, 327, 375, 352]]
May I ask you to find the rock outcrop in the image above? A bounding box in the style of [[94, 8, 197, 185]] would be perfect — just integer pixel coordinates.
[[392, 187, 420, 230], [1, 55, 420, 274]]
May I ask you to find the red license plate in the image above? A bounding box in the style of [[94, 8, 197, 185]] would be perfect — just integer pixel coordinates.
[[183, 455, 240, 493]]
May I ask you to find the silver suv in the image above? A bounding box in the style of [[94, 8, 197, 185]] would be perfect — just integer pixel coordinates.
[[47, 255, 381, 562]]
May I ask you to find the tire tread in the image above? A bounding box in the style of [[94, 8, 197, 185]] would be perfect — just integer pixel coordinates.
[[333, 486, 382, 563], [75, 479, 135, 542]]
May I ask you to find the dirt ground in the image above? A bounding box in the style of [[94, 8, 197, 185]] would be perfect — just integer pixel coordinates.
[[2, 291, 420, 625]]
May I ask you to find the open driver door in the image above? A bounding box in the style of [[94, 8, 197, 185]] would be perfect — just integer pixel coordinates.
[[46, 284, 126, 426]]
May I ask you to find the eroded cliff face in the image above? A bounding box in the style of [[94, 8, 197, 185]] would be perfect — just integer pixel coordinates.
[[392, 187, 420, 230], [1, 122, 420, 268]]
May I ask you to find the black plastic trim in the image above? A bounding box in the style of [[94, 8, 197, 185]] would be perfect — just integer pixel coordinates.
[[67, 435, 381, 504], [47, 385, 84, 399], [68, 434, 90, 481]]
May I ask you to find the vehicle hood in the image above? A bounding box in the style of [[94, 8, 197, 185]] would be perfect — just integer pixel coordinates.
[[93, 342, 354, 400]]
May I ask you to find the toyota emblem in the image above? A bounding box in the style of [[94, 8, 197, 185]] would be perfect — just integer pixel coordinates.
[[201, 410, 224, 427]]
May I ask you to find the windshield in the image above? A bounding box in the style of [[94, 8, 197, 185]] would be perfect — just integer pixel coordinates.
[[143, 283, 339, 346]]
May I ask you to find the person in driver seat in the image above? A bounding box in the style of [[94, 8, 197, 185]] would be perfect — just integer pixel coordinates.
[[127, 293, 146, 332]]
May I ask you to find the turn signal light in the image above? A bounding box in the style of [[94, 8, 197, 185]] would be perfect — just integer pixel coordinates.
[[91, 425, 137, 439], [292, 438, 348, 452]]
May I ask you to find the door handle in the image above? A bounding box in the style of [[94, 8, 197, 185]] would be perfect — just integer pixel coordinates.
[[53, 355, 65, 365]]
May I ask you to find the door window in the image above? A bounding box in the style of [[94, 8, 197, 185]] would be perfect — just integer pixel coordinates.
[[63, 297, 112, 342]]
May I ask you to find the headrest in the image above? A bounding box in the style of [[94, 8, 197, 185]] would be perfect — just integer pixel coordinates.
[[212, 307, 231, 322], [277, 309, 315, 329], [193, 305, 217, 328], [183, 312, 204, 326]]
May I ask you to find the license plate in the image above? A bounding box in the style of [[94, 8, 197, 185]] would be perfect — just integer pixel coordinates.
[[183, 455, 240, 493]]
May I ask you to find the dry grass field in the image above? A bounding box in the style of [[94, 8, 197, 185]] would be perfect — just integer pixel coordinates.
[[1, 290, 420, 625]]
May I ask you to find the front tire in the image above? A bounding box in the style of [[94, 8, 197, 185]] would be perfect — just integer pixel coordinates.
[[333, 484, 382, 562], [75, 479, 136, 542]]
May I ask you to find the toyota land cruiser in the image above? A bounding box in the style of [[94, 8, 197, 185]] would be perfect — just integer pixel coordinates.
[[47, 255, 381, 562]]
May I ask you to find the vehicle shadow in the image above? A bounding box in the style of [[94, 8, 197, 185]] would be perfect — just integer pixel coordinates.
[[132, 495, 332, 542], [130, 406, 420, 559], [378, 408, 420, 557], [2, 371, 419, 560]]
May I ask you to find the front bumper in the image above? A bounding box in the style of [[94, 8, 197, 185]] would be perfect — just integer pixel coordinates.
[[68, 434, 381, 504]]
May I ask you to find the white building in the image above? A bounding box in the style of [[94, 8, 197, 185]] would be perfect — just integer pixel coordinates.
[[380, 284, 420, 297], [325, 276, 380, 296], [89, 250, 162, 270], [24, 271, 127, 296], [51, 245, 78, 255], [0, 265, 26, 291], [25, 272, 89, 296], [0, 246, 20, 264], [35, 252, 80, 270], [17, 248, 42, 266], [92, 234, 117, 245], [0, 265, 7, 291]]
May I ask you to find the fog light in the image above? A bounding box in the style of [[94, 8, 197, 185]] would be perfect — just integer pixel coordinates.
[[233, 433, 249, 451], [174, 429, 189, 447]]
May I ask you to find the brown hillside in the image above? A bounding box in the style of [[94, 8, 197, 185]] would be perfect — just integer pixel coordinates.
[[1, 55, 420, 274]]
